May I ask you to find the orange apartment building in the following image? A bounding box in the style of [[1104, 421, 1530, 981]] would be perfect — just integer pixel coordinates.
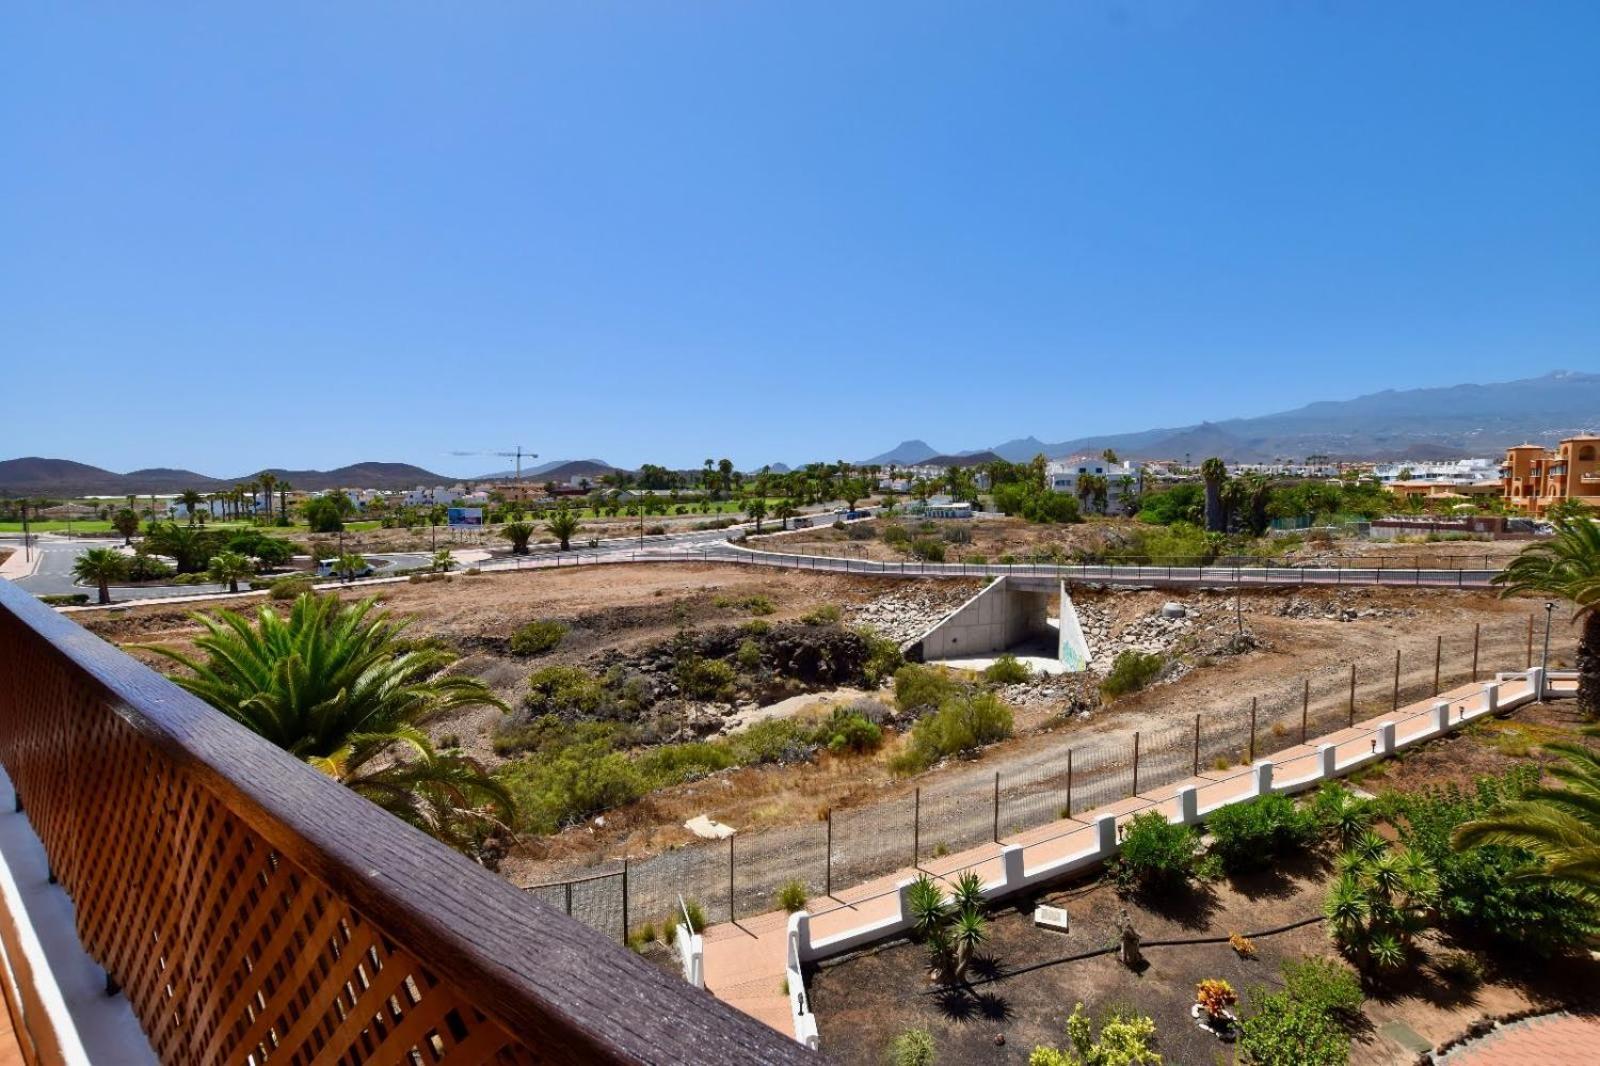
[[1501, 435, 1600, 514]]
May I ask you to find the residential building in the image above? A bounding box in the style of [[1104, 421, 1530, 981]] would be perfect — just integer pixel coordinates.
[[1501, 435, 1600, 514], [1046, 455, 1143, 511]]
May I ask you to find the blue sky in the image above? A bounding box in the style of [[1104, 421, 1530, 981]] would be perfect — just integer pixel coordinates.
[[3, 2, 1596, 476]]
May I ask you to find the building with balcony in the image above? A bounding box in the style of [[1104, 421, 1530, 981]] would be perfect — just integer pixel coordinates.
[[0, 581, 808, 1064], [1501, 435, 1600, 515]]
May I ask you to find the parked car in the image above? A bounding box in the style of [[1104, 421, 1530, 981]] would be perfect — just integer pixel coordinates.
[[316, 557, 373, 578]]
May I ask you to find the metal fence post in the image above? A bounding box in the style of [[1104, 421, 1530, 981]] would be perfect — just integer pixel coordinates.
[[825, 809, 832, 897], [1192, 713, 1201, 775], [622, 857, 630, 940], [1471, 623, 1480, 681], [992, 772, 1000, 843], [1248, 698, 1257, 763], [1434, 636, 1442, 695], [1301, 679, 1309, 743], [1066, 748, 1073, 815], [913, 788, 921, 867], [1348, 663, 1357, 726], [1392, 648, 1401, 711], [728, 836, 735, 923], [564, 881, 573, 917], [1131, 732, 1141, 796], [1527, 614, 1535, 669]]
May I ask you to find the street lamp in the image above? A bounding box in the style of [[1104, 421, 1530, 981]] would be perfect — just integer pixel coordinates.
[[1540, 601, 1556, 700]]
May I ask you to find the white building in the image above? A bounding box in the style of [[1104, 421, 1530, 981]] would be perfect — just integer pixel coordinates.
[[1047, 455, 1143, 512], [1371, 458, 1498, 485]]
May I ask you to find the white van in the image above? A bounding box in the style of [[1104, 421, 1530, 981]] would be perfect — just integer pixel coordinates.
[[316, 557, 373, 578]]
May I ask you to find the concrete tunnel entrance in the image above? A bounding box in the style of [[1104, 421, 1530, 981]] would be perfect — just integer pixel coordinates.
[[902, 576, 1092, 675]]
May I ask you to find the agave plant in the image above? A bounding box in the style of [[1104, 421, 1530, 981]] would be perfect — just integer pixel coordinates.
[[906, 873, 948, 938], [136, 594, 512, 857]]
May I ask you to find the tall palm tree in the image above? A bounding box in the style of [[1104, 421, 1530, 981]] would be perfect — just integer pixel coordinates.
[[1454, 736, 1600, 904], [1201, 457, 1228, 532], [774, 498, 798, 530], [207, 550, 254, 594], [544, 506, 580, 551], [72, 547, 128, 605], [135, 595, 512, 855], [179, 488, 204, 526], [258, 473, 278, 522], [277, 480, 292, 525], [1493, 519, 1600, 716], [744, 497, 767, 533]]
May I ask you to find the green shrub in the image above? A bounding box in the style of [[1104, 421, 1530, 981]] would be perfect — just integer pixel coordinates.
[[498, 741, 644, 834], [1114, 811, 1202, 893], [801, 604, 842, 626], [677, 656, 738, 700], [125, 554, 175, 581], [1306, 781, 1374, 843], [887, 1027, 936, 1066], [1206, 794, 1314, 872], [1433, 950, 1483, 988], [814, 708, 882, 754], [735, 638, 763, 670], [857, 628, 905, 687], [909, 538, 946, 562], [723, 719, 815, 765], [38, 593, 89, 606], [510, 619, 567, 656], [741, 618, 771, 636], [776, 879, 808, 912], [743, 595, 775, 616], [1280, 956, 1363, 1018], [635, 743, 734, 788], [1236, 989, 1348, 1066], [895, 691, 1013, 772], [893, 664, 960, 713], [1100, 650, 1164, 699], [682, 898, 707, 933], [882, 524, 911, 548], [981, 654, 1031, 685], [268, 575, 313, 601], [524, 665, 605, 715]]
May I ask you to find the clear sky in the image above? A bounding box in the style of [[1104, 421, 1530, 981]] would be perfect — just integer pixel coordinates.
[[3, 2, 1596, 476]]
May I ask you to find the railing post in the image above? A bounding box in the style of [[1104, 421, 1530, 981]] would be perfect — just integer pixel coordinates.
[[1177, 786, 1198, 824], [1527, 614, 1535, 669], [1433, 699, 1451, 734], [1095, 814, 1117, 857], [1377, 721, 1396, 756], [1254, 760, 1274, 796], [1317, 743, 1336, 778]]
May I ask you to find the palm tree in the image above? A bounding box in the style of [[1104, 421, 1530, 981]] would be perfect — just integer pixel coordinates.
[[258, 473, 278, 522], [500, 520, 536, 554], [207, 550, 254, 594], [73, 548, 128, 605], [1454, 736, 1600, 904], [277, 480, 293, 525], [135, 596, 513, 855], [179, 489, 204, 526], [1493, 520, 1600, 716], [774, 499, 798, 530], [544, 506, 580, 551], [1201, 457, 1228, 532], [112, 508, 141, 546], [745, 497, 768, 533]]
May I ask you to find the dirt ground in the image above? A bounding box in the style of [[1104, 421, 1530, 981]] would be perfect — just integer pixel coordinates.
[[808, 700, 1600, 1065], [748, 515, 1129, 563]]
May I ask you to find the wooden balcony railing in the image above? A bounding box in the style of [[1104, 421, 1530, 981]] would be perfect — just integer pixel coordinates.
[[0, 581, 813, 1064]]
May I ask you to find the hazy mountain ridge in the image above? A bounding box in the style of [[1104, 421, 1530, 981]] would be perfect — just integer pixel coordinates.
[[0, 458, 454, 497]]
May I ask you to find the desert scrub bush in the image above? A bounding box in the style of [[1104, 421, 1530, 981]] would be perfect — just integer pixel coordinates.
[[723, 719, 817, 765], [268, 575, 313, 601], [735, 638, 763, 670], [801, 603, 842, 626], [1113, 810, 1202, 894], [524, 665, 606, 715], [882, 523, 911, 548], [813, 707, 882, 754], [1206, 793, 1313, 872], [742, 594, 775, 616], [498, 738, 645, 834], [776, 879, 808, 912], [510, 619, 567, 656], [893, 691, 1013, 773], [1099, 650, 1164, 699], [909, 538, 946, 562], [676, 656, 738, 700], [1280, 956, 1363, 1019], [893, 663, 960, 714], [941, 524, 971, 544], [857, 628, 905, 686], [1432, 950, 1483, 988], [886, 1027, 936, 1066], [634, 742, 734, 787], [981, 654, 1031, 686]]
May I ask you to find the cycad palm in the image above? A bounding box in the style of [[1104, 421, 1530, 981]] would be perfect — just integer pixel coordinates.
[[1453, 736, 1600, 905], [136, 594, 512, 856], [1493, 519, 1600, 716]]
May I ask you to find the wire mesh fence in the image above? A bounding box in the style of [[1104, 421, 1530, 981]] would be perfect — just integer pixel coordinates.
[[523, 613, 1569, 942]]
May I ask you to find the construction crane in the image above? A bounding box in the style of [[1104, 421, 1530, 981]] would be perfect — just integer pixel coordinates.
[[448, 446, 540, 481]]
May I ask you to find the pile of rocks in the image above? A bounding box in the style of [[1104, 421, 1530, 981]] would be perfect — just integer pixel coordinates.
[[1272, 594, 1415, 622], [846, 584, 976, 644], [996, 672, 1099, 714], [1076, 602, 1199, 662]]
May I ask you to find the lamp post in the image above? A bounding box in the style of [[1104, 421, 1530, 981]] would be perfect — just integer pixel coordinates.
[[1540, 601, 1555, 700]]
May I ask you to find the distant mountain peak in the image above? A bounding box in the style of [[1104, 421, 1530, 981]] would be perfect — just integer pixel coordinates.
[[861, 440, 940, 466]]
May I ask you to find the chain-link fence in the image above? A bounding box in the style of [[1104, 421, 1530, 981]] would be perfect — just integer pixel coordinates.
[[522, 613, 1571, 941]]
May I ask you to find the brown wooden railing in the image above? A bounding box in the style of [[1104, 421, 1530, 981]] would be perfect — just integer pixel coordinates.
[[0, 581, 813, 1064]]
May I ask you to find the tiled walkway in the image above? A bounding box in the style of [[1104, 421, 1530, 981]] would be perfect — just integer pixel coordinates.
[[1438, 1011, 1600, 1064], [703, 674, 1551, 1042]]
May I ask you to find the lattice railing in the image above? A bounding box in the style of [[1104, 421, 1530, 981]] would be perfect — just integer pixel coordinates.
[[0, 581, 809, 1064]]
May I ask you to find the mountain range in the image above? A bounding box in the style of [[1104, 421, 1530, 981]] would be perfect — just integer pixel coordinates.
[[860, 370, 1600, 466], [0, 458, 456, 498]]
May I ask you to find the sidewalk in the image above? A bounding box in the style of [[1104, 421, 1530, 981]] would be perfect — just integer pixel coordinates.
[[701, 673, 1549, 1044]]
